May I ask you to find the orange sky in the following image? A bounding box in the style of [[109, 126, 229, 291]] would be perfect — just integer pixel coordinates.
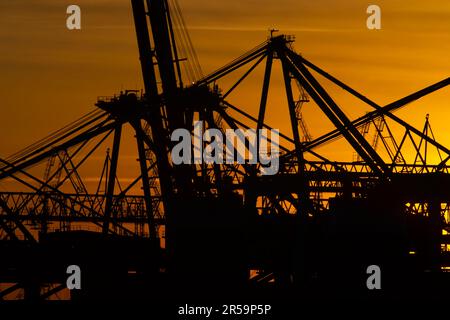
[[0, 0, 449, 189]]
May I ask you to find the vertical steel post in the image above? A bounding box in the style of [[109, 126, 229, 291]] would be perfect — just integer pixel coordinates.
[[102, 125, 122, 234], [135, 120, 157, 240]]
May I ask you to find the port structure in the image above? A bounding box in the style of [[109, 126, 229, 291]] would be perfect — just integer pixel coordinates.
[[0, 0, 449, 301]]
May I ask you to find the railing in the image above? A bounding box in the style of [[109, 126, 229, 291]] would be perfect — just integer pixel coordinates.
[[96, 96, 117, 103]]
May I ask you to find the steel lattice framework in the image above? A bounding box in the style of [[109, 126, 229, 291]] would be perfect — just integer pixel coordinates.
[[0, 0, 449, 301]]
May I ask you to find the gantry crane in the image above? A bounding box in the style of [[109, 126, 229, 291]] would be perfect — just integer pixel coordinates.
[[0, 0, 449, 301]]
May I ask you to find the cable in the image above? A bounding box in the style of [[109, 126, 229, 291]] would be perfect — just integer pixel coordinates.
[[4, 111, 108, 166], [5, 110, 103, 162], [167, 0, 204, 82], [176, 1, 203, 79], [168, 0, 196, 82]]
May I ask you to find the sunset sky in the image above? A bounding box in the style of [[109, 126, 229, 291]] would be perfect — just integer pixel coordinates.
[[0, 0, 449, 188]]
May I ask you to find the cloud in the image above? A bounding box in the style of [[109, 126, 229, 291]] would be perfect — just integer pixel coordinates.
[[187, 25, 358, 33]]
